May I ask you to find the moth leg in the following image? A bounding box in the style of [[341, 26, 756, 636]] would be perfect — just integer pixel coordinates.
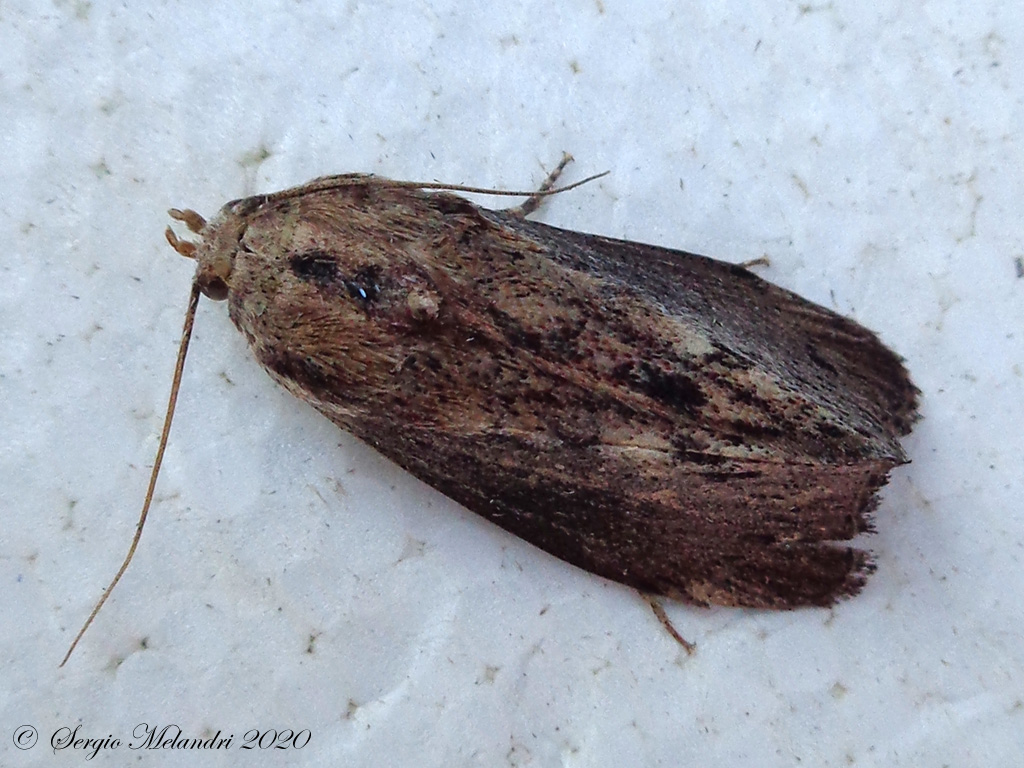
[[507, 152, 574, 218], [644, 595, 696, 654], [740, 256, 771, 270]]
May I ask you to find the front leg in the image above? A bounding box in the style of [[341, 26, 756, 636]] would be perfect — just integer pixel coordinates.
[[506, 152, 575, 219]]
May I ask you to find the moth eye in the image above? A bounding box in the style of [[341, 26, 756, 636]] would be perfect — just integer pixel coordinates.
[[196, 246, 234, 301], [199, 275, 230, 301]]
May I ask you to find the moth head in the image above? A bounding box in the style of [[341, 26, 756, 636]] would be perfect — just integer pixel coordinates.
[[165, 206, 243, 301]]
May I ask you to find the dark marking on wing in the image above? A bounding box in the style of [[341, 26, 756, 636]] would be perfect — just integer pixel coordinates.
[[290, 250, 340, 286]]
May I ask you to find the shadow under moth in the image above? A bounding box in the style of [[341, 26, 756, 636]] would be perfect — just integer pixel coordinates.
[[63, 156, 918, 664]]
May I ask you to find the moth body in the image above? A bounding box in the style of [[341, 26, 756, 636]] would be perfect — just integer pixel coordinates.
[[177, 171, 918, 608]]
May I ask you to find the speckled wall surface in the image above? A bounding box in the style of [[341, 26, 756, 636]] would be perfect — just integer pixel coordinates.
[[2, 2, 1020, 765]]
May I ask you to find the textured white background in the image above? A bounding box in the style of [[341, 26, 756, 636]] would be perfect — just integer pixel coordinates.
[[2, 1, 1022, 766]]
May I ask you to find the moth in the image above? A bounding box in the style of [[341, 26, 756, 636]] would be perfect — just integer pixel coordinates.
[[63, 157, 918, 663]]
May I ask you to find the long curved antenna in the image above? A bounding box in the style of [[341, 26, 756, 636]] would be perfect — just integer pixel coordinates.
[[60, 280, 202, 667]]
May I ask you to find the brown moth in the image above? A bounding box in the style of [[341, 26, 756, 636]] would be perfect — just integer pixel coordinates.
[[175, 157, 919, 605], [64, 157, 918, 663]]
